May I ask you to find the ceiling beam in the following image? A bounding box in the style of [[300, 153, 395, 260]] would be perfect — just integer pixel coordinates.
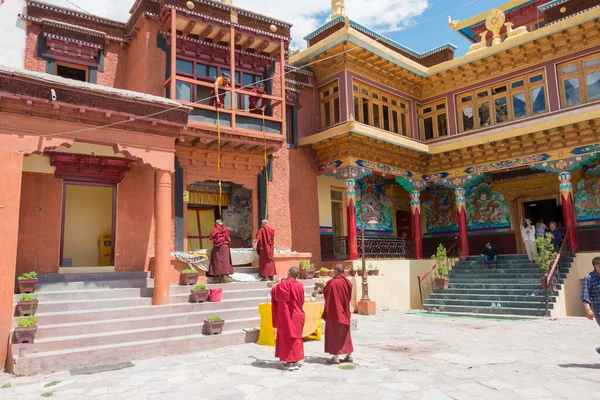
[[182, 20, 197, 37], [197, 25, 214, 41]]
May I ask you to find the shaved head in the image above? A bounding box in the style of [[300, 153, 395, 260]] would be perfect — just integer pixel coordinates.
[[335, 264, 344, 275], [288, 267, 299, 279]]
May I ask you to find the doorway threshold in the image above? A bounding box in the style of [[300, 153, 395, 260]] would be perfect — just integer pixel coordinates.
[[59, 266, 115, 274]]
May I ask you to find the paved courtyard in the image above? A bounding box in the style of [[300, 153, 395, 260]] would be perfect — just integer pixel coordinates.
[[1, 311, 600, 400]]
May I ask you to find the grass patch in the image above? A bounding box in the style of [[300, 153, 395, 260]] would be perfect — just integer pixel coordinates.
[[44, 381, 60, 388], [1, 383, 11, 389], [41, 392, 53, 398], [339, 364, 356, 370]]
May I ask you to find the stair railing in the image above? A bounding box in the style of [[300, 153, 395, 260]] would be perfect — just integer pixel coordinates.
[[544, 229, 570, 317], [418, 239, 460, 308]]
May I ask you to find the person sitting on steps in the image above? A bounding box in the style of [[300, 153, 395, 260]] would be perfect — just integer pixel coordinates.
[[481, 241, 499, 269]]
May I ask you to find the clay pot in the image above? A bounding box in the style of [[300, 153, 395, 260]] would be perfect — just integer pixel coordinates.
[[367, 270, 375, 276], [319, 270, 329, 277], [16, 300, 38, 317], [179, 272, 199, 286], [190, 289, 210, 303], [328, 270, 335, 277], [435, 278, 449, 289], [18, 279, 38, 294], [14, 326, 37, 344], [349, 270, 357, 276], [299, 269, 315, 279], [203, 319, 225, 335], [373, 270, 380, 276]]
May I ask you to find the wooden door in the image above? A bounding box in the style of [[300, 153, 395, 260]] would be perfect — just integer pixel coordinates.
[[187, 207, 215, 251]]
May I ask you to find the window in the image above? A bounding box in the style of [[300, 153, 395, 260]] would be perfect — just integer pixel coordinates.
[[352, 81, 410, 136], [320, 81, 340, 129], [418, 101, 448, 141], [56, 62, 88, 82], [558, 52, 600, 108], [457, 71, 547, 132]]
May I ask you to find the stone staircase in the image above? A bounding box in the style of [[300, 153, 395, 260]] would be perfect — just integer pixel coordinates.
[[423, 254, 573, 318], [10, 268, 315, 375]]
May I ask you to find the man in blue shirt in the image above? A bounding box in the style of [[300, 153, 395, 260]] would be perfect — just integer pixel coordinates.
[[581, 257, 600, 354], [548, 222, 563, 252]]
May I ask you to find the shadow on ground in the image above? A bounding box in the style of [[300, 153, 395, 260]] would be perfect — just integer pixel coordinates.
[[558, 363, 600, 369]]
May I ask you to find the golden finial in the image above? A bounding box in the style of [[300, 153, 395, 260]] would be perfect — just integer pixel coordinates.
[[331, 0, 346, 19]]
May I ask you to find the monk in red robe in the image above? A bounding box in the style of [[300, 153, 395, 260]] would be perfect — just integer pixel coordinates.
[[249, 83, 266, 114], [271, 267, 305, 370], [322, 264, 354, 364], [256, 219, 276, 281], [210, 72, 230, 108], [209, 220, 233, 283]]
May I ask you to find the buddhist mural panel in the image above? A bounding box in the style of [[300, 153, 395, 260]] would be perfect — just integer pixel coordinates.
[[575, 161, 600, 226], [223, 185, 252, 241], [424, 187, 458, 234], [466, 181, 510, 232], [356, 179, 393, 235]]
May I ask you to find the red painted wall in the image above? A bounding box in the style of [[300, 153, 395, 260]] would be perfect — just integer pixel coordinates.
[[297, 87, 317, 139], [268, 147, 292, 250], [16, 172, 62, 274]]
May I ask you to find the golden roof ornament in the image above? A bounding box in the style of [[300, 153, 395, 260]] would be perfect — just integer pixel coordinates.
[[331, 0, 346, 19], [448, 16, 460, 30], [485, 9, 505, 45]]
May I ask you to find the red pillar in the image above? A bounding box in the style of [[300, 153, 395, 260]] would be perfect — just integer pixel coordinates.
[[455, 188, 470, 258], [345, 178, 358, 260], [410, 190, 423, 259], [559, 172, 579, 252], [153, 169, 172, 306]]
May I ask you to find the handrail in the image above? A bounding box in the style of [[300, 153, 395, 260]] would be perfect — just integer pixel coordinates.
[[546, 229, 568, 287], [420, 239, 460, 283]]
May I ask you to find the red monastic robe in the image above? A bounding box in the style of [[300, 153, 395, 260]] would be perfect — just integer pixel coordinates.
[[271, 278, 305, 363], [209, 225, 233, 276], [249, 87, 265, 114], [256, 225, 276, 277], [322, 275, 354, 355]]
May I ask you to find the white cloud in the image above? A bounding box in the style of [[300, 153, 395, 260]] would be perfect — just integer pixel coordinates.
[[45, 0, 430, 48]]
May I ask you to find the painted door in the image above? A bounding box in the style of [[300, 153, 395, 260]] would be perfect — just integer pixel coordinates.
[[396, 210, 412, 239], [187, 208, 215, 251]]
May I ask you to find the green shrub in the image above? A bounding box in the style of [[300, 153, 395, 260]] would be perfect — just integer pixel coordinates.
[[299, 260, 311, 269], [181, 269, 196, 274], [18, 315, 38, 327], [536, 233, 557, 272], [206, 316, 221, 322], [18, 272, 37, 280], [432, 244, 449, 279], [193, 283, 206, 291], [319, 267, 329, 272], [19, 293, 38, 302]]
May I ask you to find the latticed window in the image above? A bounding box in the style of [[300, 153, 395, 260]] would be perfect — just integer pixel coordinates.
[[558, 52, 600, 108], [352, 81, 409, 136], [320, 81, 340, 129], [418, 101, 448, 141]]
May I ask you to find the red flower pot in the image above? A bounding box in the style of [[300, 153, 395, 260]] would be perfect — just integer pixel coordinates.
[[179, 273, 199, 286], [435, 278, 449, 289], [14, 326, 37, 344], [319, 271, 329, 277], [16, 300, 38, 316], [190, 290, 210, 303], [203, 319, 225, 335], [18, 279, 38, 294], [299, 269, 315, 279]]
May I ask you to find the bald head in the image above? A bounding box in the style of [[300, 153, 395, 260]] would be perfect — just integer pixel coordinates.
[[334, 264, 344, 275], [288, 267, 299, 279]]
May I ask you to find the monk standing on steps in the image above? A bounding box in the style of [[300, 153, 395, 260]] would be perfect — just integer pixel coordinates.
[[322, 264, 354, 364], [209, 220, 233, 283], [256, 219, 276, 281], [270, 267, 305, 371]]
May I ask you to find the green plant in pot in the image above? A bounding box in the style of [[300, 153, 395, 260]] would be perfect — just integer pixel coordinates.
[[536, 233, 558, 289], [299, 260, 315, 279], [17, 271, 38, 294], [190, 282, 210, 303], [14, 315, 38, 344], [319, 267, 330, 277], [367, 263, 375, 276], [432, 244, 449, 289], [372, 265, 380, 276], [203, 316, 225, 335], [16, 292, 39, 317], [179, 268, 200, 286]]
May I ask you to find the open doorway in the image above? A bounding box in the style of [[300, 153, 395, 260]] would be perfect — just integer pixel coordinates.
[[523, 198, 563, 234], [61, 183, 115, 267]]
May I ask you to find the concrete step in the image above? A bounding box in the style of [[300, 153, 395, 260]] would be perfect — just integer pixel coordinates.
[[448, 278, 544, 284], [449, 273, 547, 279], [233, 266, 259, 274], [434, 288, 557, 296], [423, 304, 547, 317], [465, 255, 529, 261], [427, 293, 551, 302], [11, 329, 259, 376], [424, 298, 550, 310], [448, 283, 545, 290], [453, 263, 542, 269], [450, 267, 545, 274]]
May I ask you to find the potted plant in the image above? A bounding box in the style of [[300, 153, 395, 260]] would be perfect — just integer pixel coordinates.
[[367, 263, 375, 276], [432, 244, 449, 289], [348, 265, 357, 277], [179, 268, 199, 286], [17, 272, 38, 294], [319, 267, 329, 277], [14, 315, 38, 344], [372, 266, 380, 276], [298, 260, 315, 279], [343, 265, 352, 277], [16, 293, 38, 316], [536, 233, 557, 289], [314, 276, 327, 290], [328, 268, 335, 277], [203, 316, 225, 335], [190, 283, 210, 303]]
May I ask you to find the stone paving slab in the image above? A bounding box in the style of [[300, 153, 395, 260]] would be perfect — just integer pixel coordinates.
[[1, 311, 600, 399]]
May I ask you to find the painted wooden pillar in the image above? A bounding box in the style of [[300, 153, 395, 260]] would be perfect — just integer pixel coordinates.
[[169, 8, 177, 100], [153, 169, 172, 306], [410, 191, 423, 259], [455, 187, 470, 257], [558, 172, 579, 252], [345, 178, 358, 260], [229, 25, 236, 130], [0, 150, 24, 370]]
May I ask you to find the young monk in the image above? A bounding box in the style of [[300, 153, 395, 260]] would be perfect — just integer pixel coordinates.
[[322, 264, 354, 364], [256, 219, 276, 281], [271, 267, 305, 371], [208, 220, 233, 283]]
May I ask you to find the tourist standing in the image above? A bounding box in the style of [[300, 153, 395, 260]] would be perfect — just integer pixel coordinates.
[[256, 219, 276, 281], [209, 220, 234, 283], [581, 257, 600, 355], [548, 222, 563, 252], [521, 218, 538, 263], [481, 241, 499, 269], [535, 218, 547, 239], [323, 265, 354, 364], [271, 267, 305, 370]]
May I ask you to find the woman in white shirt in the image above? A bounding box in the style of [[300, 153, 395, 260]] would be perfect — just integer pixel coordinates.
[[521, 218, 538, 263]]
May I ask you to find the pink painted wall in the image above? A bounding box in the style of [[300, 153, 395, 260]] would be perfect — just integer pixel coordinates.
[[16, 172, 62, 274]]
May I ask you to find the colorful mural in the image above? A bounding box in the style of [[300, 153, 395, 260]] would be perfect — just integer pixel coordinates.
[[223, 185, 252, 240], [424, 187, 458, 234], [355, 179, 393, 234], [466, 181, 510, 231], [575, 161, 600, 225]]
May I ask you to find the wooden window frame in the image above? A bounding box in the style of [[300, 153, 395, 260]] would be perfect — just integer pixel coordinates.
[[55, 61, 89, 82], [352, 80, 410, 136], [418, 101, 448, 141], [320, 81, 340, 129], [558, 52, 600, 108], [457, 70, 548, 133]]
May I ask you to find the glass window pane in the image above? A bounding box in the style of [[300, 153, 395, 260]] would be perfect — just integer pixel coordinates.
[[584, 59, 600, 69], [401, 114, 407, 136], [196, 85, 211, 105], [372, 92, 379, 100], [176, 81, 192, 102], [461, 95, 472, 103], [562, 64, 578, 74], [436, 103, 446, 110], [208, 66, 217, 79], [494, 96, 508, 123], [323, 90, 330, 98], [243, 73, 254, 86], [353, 85, 359, 92], [383, 105, 390, 131], [373, 104, 380, 128], [531, 87, 546, 114], [176, 59, 193, 75], [492, 85, 507, 95], [362, 98, 370, 125], [423, 107, 432, 114], [196, 64, 208, 77], [512, 92, 527, 118], [423, 117, 434, 140], [392, 110, 399, 134], [511, 80, 524, 89], [530, 74, 543, 83], [324, 101, 331, 127], [333, 86, 339, 93], [586, 71, 600, 101], [437, 113, 448, 137], [462, 106, 474, 131], [478, 102, 490, 126], [354, 96, 360, 122], [477, 90, 488, 98], [333, 98, 340, 124], [331, 191, 342, 201], [382, 96, 389, 103], [391, 99, 398, 106], [564, 77, 581, 106], [400, 103, 406, 110], [362, 89, 369, 95]]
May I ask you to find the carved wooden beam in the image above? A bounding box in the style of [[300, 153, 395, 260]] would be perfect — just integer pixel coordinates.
[[255, 40, 270, 55], [183, 20, 197, 37], [197, 25, 214, 41], [213, 29, 227, 44], [235, 33, 244, 44], [240, 37, 255, 51]]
